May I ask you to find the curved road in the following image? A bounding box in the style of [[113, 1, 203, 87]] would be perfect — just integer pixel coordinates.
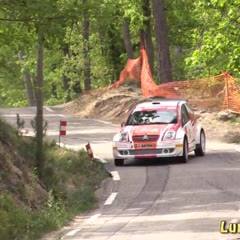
[[1, 106, 240, 240]]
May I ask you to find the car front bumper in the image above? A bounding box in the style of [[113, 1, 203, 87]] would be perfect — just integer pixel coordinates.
[[112, 139, 184, 159]]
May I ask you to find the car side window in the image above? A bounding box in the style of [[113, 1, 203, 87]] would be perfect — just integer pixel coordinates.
[[185, 103, 195, 118], [181, 104, 190, 126]]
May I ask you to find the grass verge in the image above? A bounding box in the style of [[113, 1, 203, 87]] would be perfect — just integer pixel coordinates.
[[0, 117, 109, 240]]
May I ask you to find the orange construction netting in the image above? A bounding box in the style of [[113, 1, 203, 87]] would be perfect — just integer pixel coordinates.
[[108, 48, 240, 112]]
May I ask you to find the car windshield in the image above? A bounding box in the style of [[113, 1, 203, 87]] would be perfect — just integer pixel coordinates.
[[126, 109, 178, 125]]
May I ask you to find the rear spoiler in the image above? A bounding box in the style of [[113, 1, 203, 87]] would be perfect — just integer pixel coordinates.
[[147, 96, 188, 102]]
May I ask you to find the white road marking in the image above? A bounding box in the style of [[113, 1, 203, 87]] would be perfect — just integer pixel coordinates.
[[94, 155, 107, 163], [229, 218, 239, 224], [44, 106, 54, 112], [104, 192, 118, 205], [58, 114, 65, 117], [235, 147, 240, 152], [56, 142, 65, 147], [85, 213, 101, 224], [63, 213, 101, 238], [111, 171, 120, 181], [95, 119, 115, 125], [65, 229, 80, 236]]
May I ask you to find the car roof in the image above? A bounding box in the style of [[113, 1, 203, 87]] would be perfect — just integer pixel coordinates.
[[135, 99, 187, 108]]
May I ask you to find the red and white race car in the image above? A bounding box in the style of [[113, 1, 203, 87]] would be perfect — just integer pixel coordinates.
[[112, 99, 206, 166]]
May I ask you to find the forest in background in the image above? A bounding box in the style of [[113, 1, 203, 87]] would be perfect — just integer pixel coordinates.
[[0, 0, 239, 107]]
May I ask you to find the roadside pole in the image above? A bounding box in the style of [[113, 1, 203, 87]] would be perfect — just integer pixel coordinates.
[[59, 120, 67, 146], [85, 142, 94, 159]]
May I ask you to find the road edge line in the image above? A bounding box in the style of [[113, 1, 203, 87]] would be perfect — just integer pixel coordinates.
[[104, 192, 118, 205], [111, 171, 120, 181], [44, 106, 55, 112]]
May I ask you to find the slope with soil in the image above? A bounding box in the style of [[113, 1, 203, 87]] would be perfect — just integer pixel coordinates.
[[0, 117, 109, 240], [65, 84, 240, 144], [0, 122, 48, 210]]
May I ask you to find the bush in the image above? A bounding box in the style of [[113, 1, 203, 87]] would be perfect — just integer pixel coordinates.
[[0, 120, 109, 240]]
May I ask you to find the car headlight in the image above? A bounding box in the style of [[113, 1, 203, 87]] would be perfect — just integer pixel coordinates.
[[120, 132, 129, 142], [163, 130, 176, 140]]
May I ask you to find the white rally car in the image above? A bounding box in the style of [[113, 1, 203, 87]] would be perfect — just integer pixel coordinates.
[[112, 99, 206, 166]]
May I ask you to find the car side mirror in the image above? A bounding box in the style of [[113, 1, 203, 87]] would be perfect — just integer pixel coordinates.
[[121, 122, 125, 127]]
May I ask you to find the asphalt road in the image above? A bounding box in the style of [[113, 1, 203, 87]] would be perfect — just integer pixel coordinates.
[[1, 106, 240, 240]]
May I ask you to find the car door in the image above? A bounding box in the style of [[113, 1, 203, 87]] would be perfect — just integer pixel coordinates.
[[181, 104, 194, 146], [185, 103, 198, 139]]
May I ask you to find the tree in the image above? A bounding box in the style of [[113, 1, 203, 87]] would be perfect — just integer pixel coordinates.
[[122, 19, 134, 59], [141, 0, 154, 76], [17, 51, 36, 106], [83, 0, 91, 91], [35, 26, 44, 178], [185, 0, 240, 78], [152, 0, 173, 83], [62, 44, 71, 102]]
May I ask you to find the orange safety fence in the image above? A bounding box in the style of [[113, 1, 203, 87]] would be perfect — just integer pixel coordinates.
[[106, 48, 240, 113]]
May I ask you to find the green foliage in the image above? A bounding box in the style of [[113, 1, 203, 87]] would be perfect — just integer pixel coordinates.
[[0, 0, 239, 106], [0, 119, 109, 240], [0, 191, 73, 240], [0, 193, 32, 240], [184, 0, 240, 79]]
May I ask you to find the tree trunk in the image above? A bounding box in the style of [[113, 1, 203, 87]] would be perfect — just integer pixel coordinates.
[[18, 51, 36, 106], [122, 20, 134, 59], [83, 0, 91, 91], [141, 0, 154, 76], [62, 44, 71, 102], [152, 0, 173, 83], [172, 46, 183, 80], [108, 25, 125, 83], [35, 27, 44, 179]]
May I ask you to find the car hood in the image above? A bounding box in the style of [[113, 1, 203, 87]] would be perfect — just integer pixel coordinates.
[[123, 124, 170, 136]]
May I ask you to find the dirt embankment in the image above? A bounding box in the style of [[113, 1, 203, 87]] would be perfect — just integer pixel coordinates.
[[65, 82, 240, 144], [65, 84, 147, 124], [0, 137, 48, 210]]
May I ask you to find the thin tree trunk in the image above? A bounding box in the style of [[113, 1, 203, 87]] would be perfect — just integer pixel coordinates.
[[141, 0, 154, 76], [108, 24, 124, 83], [18, 51, 36, 106], [122, 20, 134, 59], [98, 27, 106, 56], [152, 0, 173, 83], [172, 46, 183, 80], [62, 44, 71, 101], [83, 0, 91, 91], [35, 27, 44, 179]]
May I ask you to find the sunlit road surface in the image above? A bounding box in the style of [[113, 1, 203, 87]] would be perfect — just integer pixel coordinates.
[[1, 106, 240, 240]]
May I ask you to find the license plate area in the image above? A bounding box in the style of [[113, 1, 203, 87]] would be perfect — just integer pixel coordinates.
[[137, 144, 154, 148]]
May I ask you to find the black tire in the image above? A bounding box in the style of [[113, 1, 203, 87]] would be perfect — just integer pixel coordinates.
[[179, 137, 188, 163], [114, 159, 124, 166], [194, 130, 206, 157]]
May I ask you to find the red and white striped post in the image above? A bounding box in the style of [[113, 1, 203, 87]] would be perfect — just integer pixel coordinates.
[[59, 120, 67, 146], [85, 142, 94, 159]]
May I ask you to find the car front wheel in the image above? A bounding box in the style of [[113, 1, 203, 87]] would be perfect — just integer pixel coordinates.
[[194, 130, 206, 156], [179, 137, 188, 163], [114, 159, 124, 166]]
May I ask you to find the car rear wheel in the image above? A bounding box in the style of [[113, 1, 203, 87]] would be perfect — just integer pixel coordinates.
[[179, 137, 188, 163], [194, 130, 206, 156], [114, 159, 124, 166]]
